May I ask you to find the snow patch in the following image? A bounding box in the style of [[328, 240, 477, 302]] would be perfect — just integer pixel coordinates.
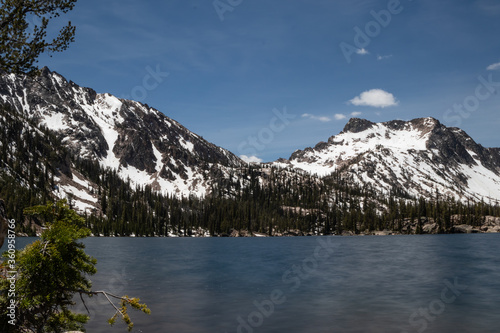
[[179, 138, 194, 153], [42, 112, 69, 131]]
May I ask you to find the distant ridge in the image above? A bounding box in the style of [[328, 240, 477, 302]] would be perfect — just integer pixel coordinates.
[[274, 117, 500, 202], [0, 67, 243, 203], [0, 68, 499, 209]]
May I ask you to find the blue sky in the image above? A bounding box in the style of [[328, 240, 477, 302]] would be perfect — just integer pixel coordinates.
[[39, 0, 500, 162]]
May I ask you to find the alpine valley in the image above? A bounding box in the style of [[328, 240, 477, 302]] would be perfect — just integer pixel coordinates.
[[1, 68, 499, 237]]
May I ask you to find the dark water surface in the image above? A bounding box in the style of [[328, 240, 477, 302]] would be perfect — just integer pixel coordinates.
[[6, 234, 500, 332]]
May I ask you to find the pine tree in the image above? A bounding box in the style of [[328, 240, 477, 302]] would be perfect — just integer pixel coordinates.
[[0, 0, 77, 74], [0, 200, 150, 332]]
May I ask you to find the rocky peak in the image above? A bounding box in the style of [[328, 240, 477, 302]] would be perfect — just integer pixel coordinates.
[[275, 117, 500, 202], [383, 117, 439, 132], [410, 116, 440, 128], [341, 118, 375, 134], [0, 68, 243, 198]]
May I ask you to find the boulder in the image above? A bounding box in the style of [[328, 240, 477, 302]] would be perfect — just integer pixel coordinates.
[[484, 216, 500, 226], [451, 224, 477, 233], [373, 230, 391, 236], [422, 223, 439, 234], [485, 226, 500, 233]]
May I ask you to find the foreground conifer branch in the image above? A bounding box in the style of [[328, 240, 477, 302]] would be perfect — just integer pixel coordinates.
[[0, 200, 150, 332]]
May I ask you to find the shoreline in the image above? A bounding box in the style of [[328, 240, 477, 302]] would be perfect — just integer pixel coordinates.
[[13, 225, 500, 238]]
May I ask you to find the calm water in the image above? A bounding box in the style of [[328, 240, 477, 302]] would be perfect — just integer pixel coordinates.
[[5, 234, 500, 333]]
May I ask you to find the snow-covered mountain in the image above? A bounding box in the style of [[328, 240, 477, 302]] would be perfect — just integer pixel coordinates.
[[275, 117, 500, 203], [1, 68, 499, 211], [0, 67, 242, 200]]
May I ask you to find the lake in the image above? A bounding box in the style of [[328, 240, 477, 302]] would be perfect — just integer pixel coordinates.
[[5, 234, 500, 333]]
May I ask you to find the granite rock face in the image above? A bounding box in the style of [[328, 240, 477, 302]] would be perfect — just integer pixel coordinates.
[[0, 68, 243, 200]]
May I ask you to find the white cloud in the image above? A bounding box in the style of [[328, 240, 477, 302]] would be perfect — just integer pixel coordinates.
[[487, 62, 500, 70], [303, 112, 362, 122], [349, 89, 399, 108], [377, 54, 393, 61], [356, 48, 369, 55], [302, 113, 331, 122], [240, 155, 263, 163], [334, 112, 362, 120]]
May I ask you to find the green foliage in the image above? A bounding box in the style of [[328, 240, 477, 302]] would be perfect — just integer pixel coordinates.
[[0, 0, 77, 74], [0, 200, 150, 332], [0, 103, 71, 234], [1, 98, 499, 239], [108, 296, 151, 332], [0, 200, 95, 332]]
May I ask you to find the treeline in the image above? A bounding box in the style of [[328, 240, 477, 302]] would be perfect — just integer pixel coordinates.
[[82, 164, 500, 237], [1, 102, 500, 237], [0, 104, 71, 230]]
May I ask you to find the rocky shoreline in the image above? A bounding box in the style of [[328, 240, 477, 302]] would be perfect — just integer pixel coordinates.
[[217, 215, 500, 237], [203, 215, 500, 237], [12, 215, 500, 238]]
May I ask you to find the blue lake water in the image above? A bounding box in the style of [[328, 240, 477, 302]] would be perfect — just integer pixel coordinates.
[[5, 234, 500, 333]]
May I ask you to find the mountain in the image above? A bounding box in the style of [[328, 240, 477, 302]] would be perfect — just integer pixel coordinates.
[[0, 69, 499, 237], [0, 67, 242, 207], [275, 117, 500, 203]]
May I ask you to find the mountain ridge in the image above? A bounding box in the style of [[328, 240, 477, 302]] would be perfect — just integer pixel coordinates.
[[0, 67, 243, 201], [276, 116, 500, 203], [0, 68, 499, 237], [1, 67, 499, 209]]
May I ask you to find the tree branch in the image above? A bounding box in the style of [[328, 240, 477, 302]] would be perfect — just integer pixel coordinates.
[[79, 291, 90, 315], [101, 291, 125, 319], [73, 289, 133, 320]]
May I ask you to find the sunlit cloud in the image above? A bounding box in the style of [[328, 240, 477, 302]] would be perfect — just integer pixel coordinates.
[[333, 112, 363, 120], [356, 48, 369, 55], [377, 54, 393, 61], [302, 113, 331, 122], [487, 62, 500, 70], [349, 89, 399, 108], [240, 155, 263, 163]]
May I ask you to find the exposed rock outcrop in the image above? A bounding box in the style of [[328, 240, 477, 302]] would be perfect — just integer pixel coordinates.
[[276, 117, 500, 203], [0, 67, 243, 204]]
